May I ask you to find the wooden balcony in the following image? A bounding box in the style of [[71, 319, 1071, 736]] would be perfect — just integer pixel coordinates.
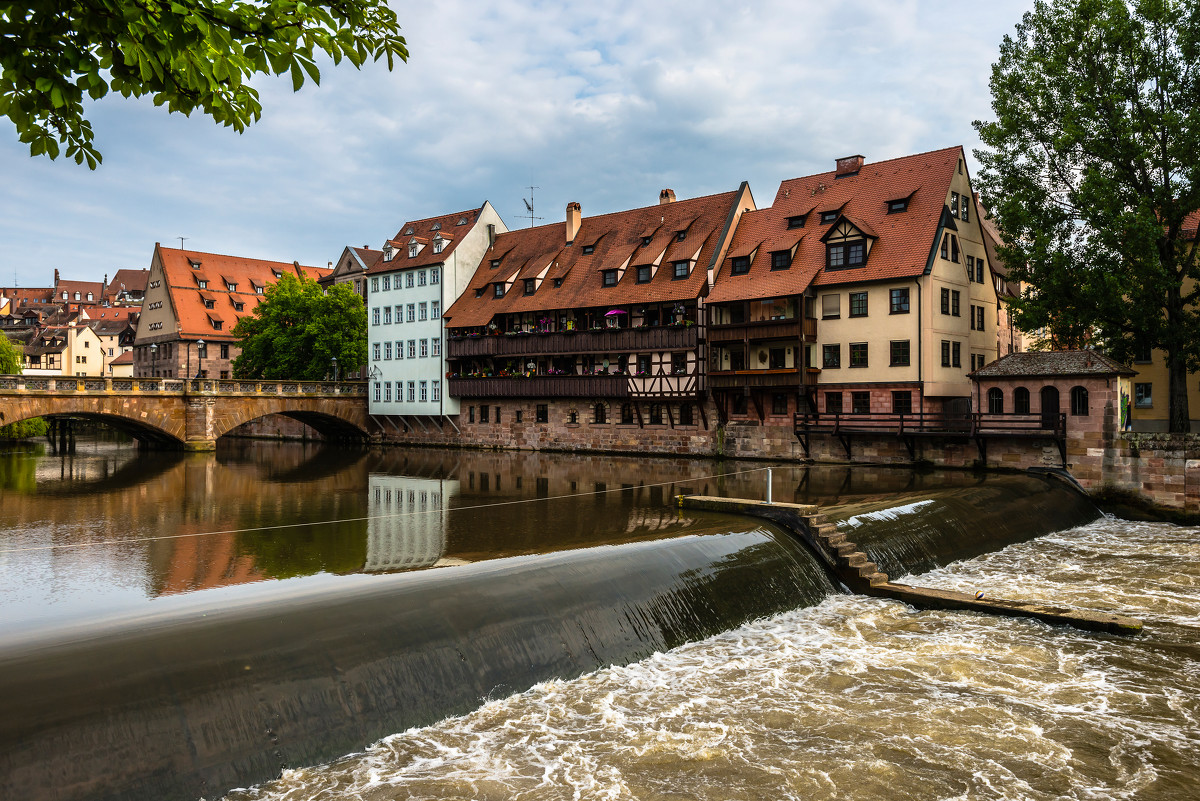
[[448, 374, 631, 399], [708, 368, 815, 389], [447, 325, 699, 359], [707, 317, 816, 344]]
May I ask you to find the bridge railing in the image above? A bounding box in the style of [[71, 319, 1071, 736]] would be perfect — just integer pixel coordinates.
[[0, 375, 368, 396]]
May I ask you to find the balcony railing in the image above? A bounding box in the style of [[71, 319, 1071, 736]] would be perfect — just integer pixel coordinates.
[[447, 325, 698, 358], [793, 411, 1066, 437], [708, 368, 815, 389], [707, 317, 816, 343], [449, 374, 632, 399]]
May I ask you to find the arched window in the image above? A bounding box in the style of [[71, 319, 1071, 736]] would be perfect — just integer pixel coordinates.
[[987, 387, 1004, 414], [593, 403, 607, 424], [1070, 386, 1089, 416], [620, 403, 635, 425], [1013, 387, 1030, 415]]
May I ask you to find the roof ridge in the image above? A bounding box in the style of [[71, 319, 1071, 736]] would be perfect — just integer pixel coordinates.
[[779, 145, 963, 185], [159, 245, 315, 269]]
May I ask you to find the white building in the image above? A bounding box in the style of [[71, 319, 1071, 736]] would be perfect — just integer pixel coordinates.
[[364, 474, 460, 572], [367, 202, 506, 424]]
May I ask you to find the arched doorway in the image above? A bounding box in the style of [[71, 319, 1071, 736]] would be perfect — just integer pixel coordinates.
[[1041, 385, 1060, 429]]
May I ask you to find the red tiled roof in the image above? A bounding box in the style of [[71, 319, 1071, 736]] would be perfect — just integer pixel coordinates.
[[444, 188, 745, 328], [707, 146, 962, 303], [157, 246, 329, 340], [108, 269, 149, 295], [55, 279, 105, 300], [971, 349, 1134, 378], [109, 351, 135, 365], [366, 207, 483, 275]]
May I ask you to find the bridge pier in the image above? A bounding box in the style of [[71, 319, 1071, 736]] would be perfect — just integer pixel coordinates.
[[183, 439, 217, 452]]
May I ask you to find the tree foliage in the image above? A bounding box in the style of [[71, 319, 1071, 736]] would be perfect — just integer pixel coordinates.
[[232, 273, 366, 380], [0, 334, 47, 440], [0, 0, 408, 168], [975, 0, 1200, 432]]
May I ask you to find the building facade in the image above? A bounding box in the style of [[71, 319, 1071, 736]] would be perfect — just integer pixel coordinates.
[[367, 202, 506, 422]]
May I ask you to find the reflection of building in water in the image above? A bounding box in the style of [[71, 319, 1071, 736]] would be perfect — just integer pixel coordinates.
[[365, 475, 459, 572]]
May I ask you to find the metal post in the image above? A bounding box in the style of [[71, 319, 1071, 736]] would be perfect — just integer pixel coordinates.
[[766, 467, 772, 504]]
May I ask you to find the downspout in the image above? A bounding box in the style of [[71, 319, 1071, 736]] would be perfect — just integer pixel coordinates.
[[914, 277, 923, 412]]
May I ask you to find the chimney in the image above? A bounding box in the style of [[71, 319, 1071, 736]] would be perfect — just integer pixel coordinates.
[[566, 202, 581, 244], [835, 154, 865, 177], [659, 188, 676, 205], [487, 223, 496, 247], [54, 269, 59, 286]]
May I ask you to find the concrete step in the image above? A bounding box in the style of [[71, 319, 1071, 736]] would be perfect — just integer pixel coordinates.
[[835, 543, 858, 556], [845, 554, 873, 569], [866, 572, 890, 586]]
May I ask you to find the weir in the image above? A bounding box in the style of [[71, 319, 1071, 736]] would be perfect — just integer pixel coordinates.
[[0, 468, 1134, 801]]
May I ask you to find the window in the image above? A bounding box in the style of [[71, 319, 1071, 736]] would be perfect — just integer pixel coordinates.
[[536, 404, 548, 423], [493, 283, 505, 298], [479, 402, 489, 423], [602, 270, 618, 287], [408, 340, 416, 359], [431, 268, 440, 284], [672, 352, 688, 374], [420, 339, 429, 358], [568, 409, 579, 424], [822, 294, 840, 319], [976, 305, 985, 331], [395, 304, 403, 323], [849, 292, 868, 317], [961, 199, 970, 222], [408, 244, 418, 258], [594, 403, 607, 424], [433, 239, 444, 254], [849, 342, 868, 367], [787, 215, 806, 229], [731, 256, 750, 275], [1070, 386, 1089, 416], [892, 391, 912, 414], [372, 307, 380, 325], [407, 381, 416, 402], [1014, 387, 1030, 414], [851, 391, 870, 414], [951, 290, 961, 317], [769, 393, 788, 416], [406, 273, 415, 288], [582, 245, 595, 255], [396, 340, 403, 359], [679, 404, 694, 425], [407, 304, 415, 322], [952, 341, 961, 367], [233, 301, 244, 312], [967, 256, 975, 282], [890, 340, 910, 366], [969, 304, 977, 330], [820, 210, 839, 224], [941, 340, 951, 367], [951, 191, 960, 217], [988, 387, 1004, 414], [941, 288, 951, 315], [204, 298, 215, 309], [826, 391, 843, 414], [419, 302, 428, 321], [672, 260, 689, 279], [823, 344, 840, 368], [1134, 344, 1152, 363], [256, 285, 264, 295], [490, 259, 502, 269], [420, 381, 428, 402], [418, 271, 427, 286], [637, 265, 652, 283], [384, 342, 392, 360], [951, 236, 960, 263], [468, 406, 475, 423], [384, 306, 392, 324], [827, 240, 866, 268], [887, 198, 909, 213], [771, 251, 791, 270], [432, 381, 440, 402], [197, 280, 208, 289], [524, 278, 536, 295], [372, 343, 380, 360], [941, 233, 950, 260], [641, 236, 652, 246], [620, 403, 635, 425], [890, 288, 910, 314], [976, 261, 985, 283], [432, 300, 440, 318], [381, 275, 390, 291], [384, 381, 392, 402], [373, 382, 381, 402], [432, 338, 441, 356]]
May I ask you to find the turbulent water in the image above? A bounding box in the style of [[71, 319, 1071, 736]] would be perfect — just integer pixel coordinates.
[[225, 517, 1200, 801]]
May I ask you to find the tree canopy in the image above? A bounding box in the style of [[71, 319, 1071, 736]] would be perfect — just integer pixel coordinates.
[[0, 0, 407, 168], [975, 0, 1200, 432], [0, 334, 47, 440], [232, 273, 366, 381], [0, 334, 20, 374]]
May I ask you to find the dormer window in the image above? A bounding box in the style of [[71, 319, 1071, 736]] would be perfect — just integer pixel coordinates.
[[189, 259, 202, 269], [672, 260, 689, 279], [731, 256, 751, 275], [255, 285, 264, 295], [493, 283, 505, 298], [524, 278, 536, 295], [490, 259, 502, 268], [887, 198, 909, 214], [273, 270, 282, 278], [676, 231, 686, 242], [787, 215, 807, 229], [457, 217, 468, 225], [553, 277, 564, 288], [197, 280, 208, 289], [641, 236, 652, 246], [409, 244, 418, 258], [86, 292, 93, 301], [602, 270, 618, 287], [582, 245, 595, 255], [475, 287, 486, 298], [74, 292, 80, 300], [211, 319, 223, 330], [204, 298, 215, 309], [383, 245, 394, 261], [226, 282, 236, 291], [233, 301, 244, 311], [433, 238, 444, 254], [636, 265, 652, 284], [404, 227, 414, 235], [820, 210, 839, 224], [770, 251, 792, 271], [827, 240, 866, 269], [431, 222, 441, 231]]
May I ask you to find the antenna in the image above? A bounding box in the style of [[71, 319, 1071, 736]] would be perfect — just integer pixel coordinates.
[[178, 236, 188, 250], [520, 181, 543, 228]]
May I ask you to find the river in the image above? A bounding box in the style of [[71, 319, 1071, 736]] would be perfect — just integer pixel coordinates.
[[0, 439, 1196, 800]]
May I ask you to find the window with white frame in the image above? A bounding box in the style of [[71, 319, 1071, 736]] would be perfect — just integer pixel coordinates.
[[407, 303, 415, 322], [418, 271, 427, 286], [432, 380, 440, 401], [431, 268, 440, 284], [407, 381, 416, 402], [383, 306, 392, 324], [374, 382, 381, 401], [419, 302, 428, 321], [396, 340, 404, 359], [431, 337, 441, 356], [384, 381, 392, 402], [406, 273, 414, 288], [408, 340, 416, 359], [372, 343, 380, 360], [420, 339, 428, 358], [419, 380, 428, 402], [431, 300, 440, 318], [384, 341, 392, 360], [372, 307, 380, 325], [382, 275, 390, 291]]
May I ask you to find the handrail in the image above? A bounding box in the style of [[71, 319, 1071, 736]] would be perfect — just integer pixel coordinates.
[[793, 411, 1067, 437], [0, 375, 367, 395]]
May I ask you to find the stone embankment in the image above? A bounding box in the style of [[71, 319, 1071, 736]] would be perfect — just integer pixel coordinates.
[[678, 495, 1143, 635]]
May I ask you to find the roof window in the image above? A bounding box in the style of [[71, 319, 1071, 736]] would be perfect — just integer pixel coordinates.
[[731, 256, 751, 275], [820, 210, 839, 224], [641, 236, 652, 246], [887, 198, 909, 214], [457, 217, 468, 225], [582, 245, 595, 255], [490, 259, 502, 268], [404, 227, 414, 235], [431, 222, 441, 231]]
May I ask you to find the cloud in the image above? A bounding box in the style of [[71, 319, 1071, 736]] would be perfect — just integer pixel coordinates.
[[0, 0, 1035, 286]]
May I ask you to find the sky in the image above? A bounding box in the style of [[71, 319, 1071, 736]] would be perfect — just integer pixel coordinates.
[[0, 0, 1036, 288]]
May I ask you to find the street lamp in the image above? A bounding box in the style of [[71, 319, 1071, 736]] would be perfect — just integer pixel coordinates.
[[195, 338, 204, 381], [149, 343, 157, 377], [330, 356, 338, 383]]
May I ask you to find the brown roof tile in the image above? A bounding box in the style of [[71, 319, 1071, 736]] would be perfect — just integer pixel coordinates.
[[366, 207, 483, 275], [445, 189, 744, 328], [971, 349, 1134, 378]]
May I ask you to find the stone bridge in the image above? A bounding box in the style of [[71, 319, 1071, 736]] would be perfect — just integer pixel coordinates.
[[0, 376, 370, 450]]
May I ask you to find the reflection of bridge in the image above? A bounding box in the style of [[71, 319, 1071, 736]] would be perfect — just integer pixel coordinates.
[[0, 375, 369, 450]]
